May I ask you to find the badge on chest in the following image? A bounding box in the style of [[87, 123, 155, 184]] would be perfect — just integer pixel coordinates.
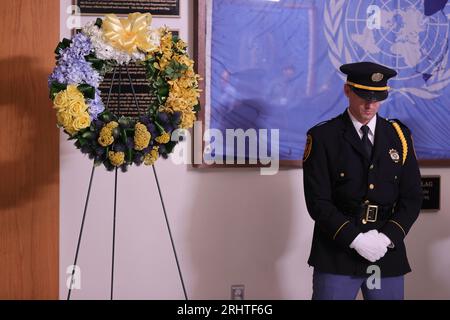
[[389, 149, 400, 163]]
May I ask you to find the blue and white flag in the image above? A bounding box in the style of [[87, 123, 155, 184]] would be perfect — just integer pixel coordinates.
[[207, 0, 450, 161]]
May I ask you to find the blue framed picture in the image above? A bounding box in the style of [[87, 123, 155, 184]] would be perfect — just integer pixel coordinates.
[[195, 0, 450, 167]]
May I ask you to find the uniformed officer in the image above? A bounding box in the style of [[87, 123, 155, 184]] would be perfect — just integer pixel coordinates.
[[303, 61, 423, 300]]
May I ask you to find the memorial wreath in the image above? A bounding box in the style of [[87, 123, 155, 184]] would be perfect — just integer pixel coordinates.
[[48, 13, 200, 171]]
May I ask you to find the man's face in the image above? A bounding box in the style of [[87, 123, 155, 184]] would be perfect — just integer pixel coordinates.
[[344, 84, 381, 124]]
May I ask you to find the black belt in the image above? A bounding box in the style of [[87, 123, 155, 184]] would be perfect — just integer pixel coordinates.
[[338, 203, 395, 224]]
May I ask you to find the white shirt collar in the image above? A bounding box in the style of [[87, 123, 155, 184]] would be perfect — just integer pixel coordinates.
[[347, 108, 377, 144]]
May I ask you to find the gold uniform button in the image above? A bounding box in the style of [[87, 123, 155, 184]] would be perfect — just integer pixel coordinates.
[[340, 172, 345, 177], [364, 200, 370, 205], [362, 219, 367, 224], [370, 164, 374, 169], [369, 184, 375, 190]]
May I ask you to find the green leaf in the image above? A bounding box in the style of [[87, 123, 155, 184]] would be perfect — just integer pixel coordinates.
[[193, 104, 201, 112], [94, 18, 103, 28], [77, 84, 95, 99], [154, 121, 165, 133], [164, 141, 177, 154], [78, 138, 88, 147], [100, 112, 112, 122], [85, 54, 105, 71], [49, 82, 67, 99], [82, 131, 95, 140], [121, 128, 127, 144], [158, 86, 169, 97], [127, 148, 133, 162], [54, 38, 72, 56]]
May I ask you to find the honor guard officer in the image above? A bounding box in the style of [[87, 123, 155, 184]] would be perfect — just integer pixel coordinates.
[[303, 61, 423, 300]]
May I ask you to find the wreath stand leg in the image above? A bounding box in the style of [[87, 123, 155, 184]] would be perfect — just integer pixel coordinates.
[[66, 66, 188, 300]]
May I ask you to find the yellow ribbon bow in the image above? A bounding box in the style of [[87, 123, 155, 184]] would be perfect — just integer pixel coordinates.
[[102, 13, 155, 54]]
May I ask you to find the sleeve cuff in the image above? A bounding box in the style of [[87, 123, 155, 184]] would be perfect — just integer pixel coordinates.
[[381, 220, 406, 247], [333, 221, 360, 248]]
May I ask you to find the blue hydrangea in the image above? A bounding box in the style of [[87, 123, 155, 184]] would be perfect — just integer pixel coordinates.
[[49, 33, 104, 119], [87, 90, 105, 120]]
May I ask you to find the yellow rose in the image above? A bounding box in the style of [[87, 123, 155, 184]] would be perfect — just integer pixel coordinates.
[[68, 100, 88, 116], [66, 85, 84, 99], [72, 113, 91, 131], [65, 124, 77, 136], [53, 90, 68, 109], [56, 110, 72, 128]]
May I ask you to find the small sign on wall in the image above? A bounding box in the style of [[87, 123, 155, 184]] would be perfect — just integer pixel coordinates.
[[421, 176, 440, 212]]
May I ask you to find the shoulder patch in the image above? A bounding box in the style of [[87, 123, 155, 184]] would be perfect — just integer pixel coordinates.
[[303, 134, 313, 162]]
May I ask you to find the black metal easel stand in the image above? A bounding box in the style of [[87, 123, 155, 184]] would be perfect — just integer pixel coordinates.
[[66, 65, 188, 300]]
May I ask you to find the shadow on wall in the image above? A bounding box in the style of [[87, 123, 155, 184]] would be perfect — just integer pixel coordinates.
[[185, 169, 295, 299], [0, 56, 58, 210]]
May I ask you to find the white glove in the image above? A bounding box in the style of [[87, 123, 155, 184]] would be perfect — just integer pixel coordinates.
[[378, 232, 394, 248], [350, 230, 388, 262]]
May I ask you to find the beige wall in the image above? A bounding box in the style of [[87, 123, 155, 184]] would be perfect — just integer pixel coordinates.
[[59, 0, 450, 299]]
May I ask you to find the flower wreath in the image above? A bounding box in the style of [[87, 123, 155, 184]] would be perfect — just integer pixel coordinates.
[[48, 13, 200, 171]]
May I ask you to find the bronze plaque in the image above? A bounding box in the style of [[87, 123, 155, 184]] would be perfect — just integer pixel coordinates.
[[100, 63, 156, 118]]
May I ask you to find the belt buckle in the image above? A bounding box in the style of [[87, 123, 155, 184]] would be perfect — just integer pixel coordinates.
[[365, 205, 378, 223]]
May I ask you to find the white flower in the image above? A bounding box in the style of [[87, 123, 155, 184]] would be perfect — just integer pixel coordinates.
[[148, 28, 161, 49], [82, 22, 147, 65]]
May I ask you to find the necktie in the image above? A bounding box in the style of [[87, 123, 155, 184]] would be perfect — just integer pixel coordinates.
[[361, 125, 372, 158]]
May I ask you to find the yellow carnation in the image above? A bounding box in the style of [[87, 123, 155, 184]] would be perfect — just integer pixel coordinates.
[[108, 151, 125, 167], [144, 147, 159, 166], [106, 121, 119, 130], [98, 121, 119, 147], [134, 122, 151, 151], [155, 132, 170, 144]]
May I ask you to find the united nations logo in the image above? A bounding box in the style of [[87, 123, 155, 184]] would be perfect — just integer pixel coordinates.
[[324, 0, 450, 100]]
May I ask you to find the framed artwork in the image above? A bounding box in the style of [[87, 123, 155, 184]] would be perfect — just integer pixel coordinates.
[[194, 0, 450, 168], [75, 0, 180, 17]]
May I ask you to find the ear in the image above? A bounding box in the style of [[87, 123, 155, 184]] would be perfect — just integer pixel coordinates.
[[344, 84, 351, 98]]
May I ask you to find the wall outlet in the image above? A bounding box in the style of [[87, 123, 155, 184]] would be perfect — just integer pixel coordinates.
[[231, 285, 245, 300]]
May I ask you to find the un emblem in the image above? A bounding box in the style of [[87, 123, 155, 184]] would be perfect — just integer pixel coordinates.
[[324, 0, 450, 100]]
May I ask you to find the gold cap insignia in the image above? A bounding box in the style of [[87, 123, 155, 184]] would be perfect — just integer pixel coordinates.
[[303, 134, 312, 162], [389, 149, 400, 163], [371, 73, 384, 82]]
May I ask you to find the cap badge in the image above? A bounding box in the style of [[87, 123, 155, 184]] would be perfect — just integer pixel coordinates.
[[389, 149, 400, 163], [371, 73, 384, 82]]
